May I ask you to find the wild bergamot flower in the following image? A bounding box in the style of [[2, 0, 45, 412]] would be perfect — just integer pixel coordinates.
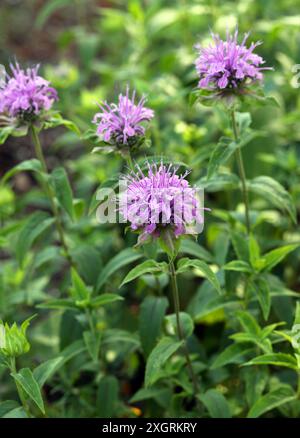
[[93, 87, 154, 147], [195, 30, 271, 95], [0, 62, 58, 120], [119, 162, 204, 244]]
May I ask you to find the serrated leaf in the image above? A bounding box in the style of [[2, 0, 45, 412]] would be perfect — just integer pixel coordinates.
[[120, 260, 168, 287], [11, 368, 45, 414], [145, 337, 183, 387], [211, 343, 253, 369], [244, 353, 298, 370], [176, 258, 221, 294], [260, 244, 300, 272], [247, 386, 296, 418], [248, 176, 296, 224]]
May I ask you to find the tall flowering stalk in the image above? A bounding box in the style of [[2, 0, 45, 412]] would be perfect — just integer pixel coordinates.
[[120, 162, 205, 396], [195, 30, 272, 233], [0, 62, 73, 264]]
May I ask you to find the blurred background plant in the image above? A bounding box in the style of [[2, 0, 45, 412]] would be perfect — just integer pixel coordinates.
[[0, 0, 300, 418]]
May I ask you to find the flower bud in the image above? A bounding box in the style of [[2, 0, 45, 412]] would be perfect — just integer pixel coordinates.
[[0, 317, 33, 358]]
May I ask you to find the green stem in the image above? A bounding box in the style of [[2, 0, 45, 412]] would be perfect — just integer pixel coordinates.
[[125, 149, 135, 172], [85, 308, 95, 337], [168, 257, 200, 398], [297, 370, 300, 399], [9, 357, 31, 418], [231, 110, 251, 234], [30, 125, 73, 265]]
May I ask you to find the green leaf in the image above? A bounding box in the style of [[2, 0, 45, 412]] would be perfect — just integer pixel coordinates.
[[71, 245, 102, 286], [51, 167, 74, 220], [11, 368, 45, 414], [70, 268, 90, 302], [1, 159, 44, 184], [294, 301, 300, 326], [235, 112, 252, 133], [145, 337, 183, 387], [198, 173, 240, 192], [59, 339, 86, 364], [260, 244, 300, 272], [230, 230, 249, 262], [83, 331, 101, 363], [249, 234, 261, 267], [211, 343, 253, 369], [223, 260, 252, 273], [244, 353, 298, 370], [248, 176, 296, 224], [37, 298, 78, 310], [96, 248, 143, 292], [198, 389, 231, 418], [16, 212, 55, 267], [0, 123, 29, 145], [139, 296, 168, 357], [251, 277, 271, 320], [120, 260, 168, 287], [90, 294, 124, 308], [2, 407, 28, 418], [237, 311, 261, 335], [96, 376, 119, 418], [130, 387, 171, 405], [247, 386, 296, 418], [179, 239, 214, 263], [207, 129, 261, 180], [43, 112, 80, 134], [176, 258, 221, 294], [207, 137, 238, 180], [244, 367, 268, 407], [33, 357, 63, 388], [0, 400, 20, 418], [164, 312, 194, 338]]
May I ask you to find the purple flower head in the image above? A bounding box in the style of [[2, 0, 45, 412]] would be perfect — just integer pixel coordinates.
[[119, 162, 205, 243], [0, 62, 58, 120], [195, 30, 272, 92], [93, 87, 154, 146]]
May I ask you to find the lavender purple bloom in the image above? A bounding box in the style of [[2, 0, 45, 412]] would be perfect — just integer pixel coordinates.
[[120, 162, 204, 242], [195, 30, 271, 92], [93, 87, 154, 146], [0, 62, 58, 119]]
